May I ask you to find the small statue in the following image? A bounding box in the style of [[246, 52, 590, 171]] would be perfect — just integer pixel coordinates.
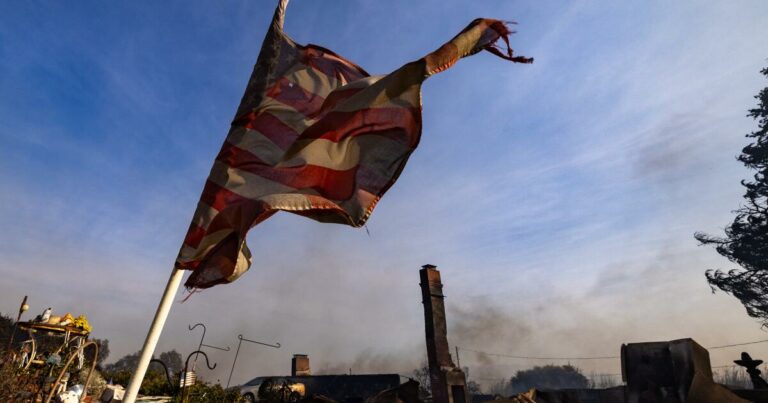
[[37, 307, 52, 323], [734, 352, 768, 390]]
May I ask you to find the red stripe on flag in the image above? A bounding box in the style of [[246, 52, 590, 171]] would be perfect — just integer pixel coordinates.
[[300, 107, 422, 145], [184, 224, 207, 248], [309, 87, 366, 119], [232, 111, 300, 150], [205, 199, 275, 236], [216, 142, 358, 201], [199, 179, 251, 212], [302, 44, 369, 83], [266, 76, 326, 116], [196, 180, 275, 236], [267, 164, 357, 201], [216, 139, 269, 169]]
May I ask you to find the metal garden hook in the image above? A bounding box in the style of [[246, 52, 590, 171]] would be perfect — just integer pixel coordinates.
[[180, 350, 217, 403], [226, 334, 281, 388]]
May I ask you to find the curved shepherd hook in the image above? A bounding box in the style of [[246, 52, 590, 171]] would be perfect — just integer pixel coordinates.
[[180, 350, 217, 403], [188, 323, 206, 353], [201, 343, 231, 352], [149, 358, 174, 392], [44, 340, 100, 403], [188, 322, 230, 353], [188, 323, 206, 371]]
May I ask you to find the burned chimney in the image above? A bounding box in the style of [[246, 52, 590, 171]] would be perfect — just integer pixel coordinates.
[[291, 354, 311, 377], [420, 265, 469, 403]]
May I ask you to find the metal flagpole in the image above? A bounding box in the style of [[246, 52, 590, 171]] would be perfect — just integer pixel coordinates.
[[123, 267, 186, 403]]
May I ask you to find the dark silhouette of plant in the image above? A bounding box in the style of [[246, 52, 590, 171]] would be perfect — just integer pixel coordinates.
[[159, 349, 183, 375], [173, 382, 242, 402], [412, 361, 431, 399], [0, 313, 13, 347], [696, 65, 768, 323], [103, 351, 141, 373], [102, 349, 185, 395]]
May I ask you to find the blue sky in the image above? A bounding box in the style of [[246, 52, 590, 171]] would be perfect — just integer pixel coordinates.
[[2, 0, 768, 388]]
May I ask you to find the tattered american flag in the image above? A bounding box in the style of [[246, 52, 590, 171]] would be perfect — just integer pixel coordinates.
[[177, 0, 532, 289]]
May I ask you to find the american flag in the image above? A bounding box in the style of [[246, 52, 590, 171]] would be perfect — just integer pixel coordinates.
[[177, 0, 532, 289]]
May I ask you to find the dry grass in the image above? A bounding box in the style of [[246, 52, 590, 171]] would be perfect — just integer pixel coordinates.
[[0, 351, 43, 402], [713, 366, 753, 389]]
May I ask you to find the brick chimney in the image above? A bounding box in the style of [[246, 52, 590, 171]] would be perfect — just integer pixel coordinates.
[[420, 265, 469, 403], [291, 354, 311, 376]]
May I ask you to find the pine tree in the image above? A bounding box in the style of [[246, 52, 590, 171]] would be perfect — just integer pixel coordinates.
[[695, 65, 768, 322]]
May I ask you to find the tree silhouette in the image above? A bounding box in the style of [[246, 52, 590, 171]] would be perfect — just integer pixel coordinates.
[[696, 65, 768, 323], [159, 349, 183, 375], [104, 351, 141, 372], [0, 313, 13, 348], [412, 361, 431, 399]]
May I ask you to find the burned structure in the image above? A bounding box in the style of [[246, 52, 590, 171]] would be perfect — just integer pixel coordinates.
[[417, 266, 766, 403], [293, 354, 312, 377], [233, 264, 768, 403], [498, 339, 765, 403], [620, 339, 744, 402], [239, 354, 401, 403], [420, 265, 470, 403]]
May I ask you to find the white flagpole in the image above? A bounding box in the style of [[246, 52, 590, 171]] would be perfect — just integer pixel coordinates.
[[123, 267, 186, 403], [123, 3, 289, 400]]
